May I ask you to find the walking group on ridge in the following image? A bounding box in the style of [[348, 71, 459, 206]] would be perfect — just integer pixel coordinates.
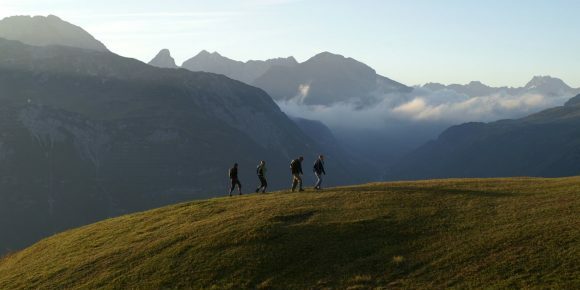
[[228, 155, 326, 196]]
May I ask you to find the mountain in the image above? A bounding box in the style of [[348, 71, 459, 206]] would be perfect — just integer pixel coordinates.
[[523, 75, 578, 97], [424, 81, 505, 97], [0, 15, 108, 51], [388, 93, 580, 180], [182, 51, 411, 107], [253, 52, 410, 107], [0, 37, 363, 254], [1, 178, 578, 288], [181, 50, 298, 84], [423, 76, 580, 98], [252, 51, 411, 107], [148, 48, 178, 68]]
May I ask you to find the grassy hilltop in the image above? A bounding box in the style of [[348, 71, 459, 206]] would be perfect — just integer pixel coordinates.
[[0, 177, 579, 289]]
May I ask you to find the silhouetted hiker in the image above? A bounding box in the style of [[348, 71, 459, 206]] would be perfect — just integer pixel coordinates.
[[290, 156, 304, 192], [229, 163, 242, 196], [255, 160, 268, 193], [313, 155, 326, 190]]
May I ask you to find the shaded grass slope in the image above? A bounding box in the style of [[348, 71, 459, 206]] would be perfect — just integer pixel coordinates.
[[1, 177, 579, 289]]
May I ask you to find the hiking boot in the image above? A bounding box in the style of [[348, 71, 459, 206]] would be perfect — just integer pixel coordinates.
[[299, 188, 305, 192]]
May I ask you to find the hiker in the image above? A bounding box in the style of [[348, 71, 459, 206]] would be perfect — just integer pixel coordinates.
[[290, 156, 304, 192], [255, 160, 268, 193], [228, 163, 242, 196], [313, 155, 326, 190]]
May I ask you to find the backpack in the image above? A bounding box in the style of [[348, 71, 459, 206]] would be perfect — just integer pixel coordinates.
[[290, 159, 297, 170]]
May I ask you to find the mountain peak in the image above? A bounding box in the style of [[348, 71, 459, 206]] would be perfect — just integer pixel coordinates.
[[196, 50, 222, 58], [0, 15, 108, 51], [467, 81, 488, 87], [148, 48, 178, 69], [308, 51, 348, 62], [525, 75, 571, 90]]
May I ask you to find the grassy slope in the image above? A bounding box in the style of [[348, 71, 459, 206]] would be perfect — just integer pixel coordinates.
[[0, 177, 579, 289]]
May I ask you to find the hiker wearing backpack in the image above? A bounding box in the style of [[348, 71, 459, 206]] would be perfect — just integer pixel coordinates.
[[255, 160, 268, 193], [228, 163, 242, 196], [290, 156, 304, 192], [313, 155, 326, 190]]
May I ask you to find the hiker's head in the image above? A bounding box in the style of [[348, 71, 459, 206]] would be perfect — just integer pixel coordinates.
[[319, 155, 324, 160], [260, 160, 265, 165], [299, 156, 304, 161], [234, 163, 238, 168]]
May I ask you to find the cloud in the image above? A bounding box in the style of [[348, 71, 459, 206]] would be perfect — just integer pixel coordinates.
[[277, 87, 572, 132], [296, 83, 311, 103], [391, 89, 567, 122]]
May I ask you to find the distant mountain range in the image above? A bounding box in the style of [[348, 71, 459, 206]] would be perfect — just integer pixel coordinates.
[[151, 49, 411, 107], [422, 76, 580, 98], [388, 93, 580, 180], [152, 48, 580, 113]]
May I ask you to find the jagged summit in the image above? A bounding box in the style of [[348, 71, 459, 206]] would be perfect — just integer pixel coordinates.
[[525, 75, 571, 90], [0, 15, 108, 51], [195, 50, 222, 57], [181, 50, 298, 84], [148, 48, 178, 68]]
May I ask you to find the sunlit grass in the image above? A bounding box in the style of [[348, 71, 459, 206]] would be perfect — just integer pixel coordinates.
[[0, 177, 579, 289]]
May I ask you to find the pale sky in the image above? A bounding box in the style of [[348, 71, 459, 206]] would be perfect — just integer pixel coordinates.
[[1, 0, 579, 87]]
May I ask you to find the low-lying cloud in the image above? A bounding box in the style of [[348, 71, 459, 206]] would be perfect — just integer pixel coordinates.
[[277, 86, 572, 131]]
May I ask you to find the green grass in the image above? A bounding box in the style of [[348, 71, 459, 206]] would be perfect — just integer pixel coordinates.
[[1, 177, 579, 289]]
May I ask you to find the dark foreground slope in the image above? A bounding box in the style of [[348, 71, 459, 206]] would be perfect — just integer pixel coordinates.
[[1, 178, 578, 289]]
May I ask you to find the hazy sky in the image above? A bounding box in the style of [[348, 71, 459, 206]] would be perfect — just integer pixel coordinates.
[[1, 0, 579, 87]]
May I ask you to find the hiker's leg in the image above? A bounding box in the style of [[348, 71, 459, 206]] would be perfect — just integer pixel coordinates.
[[229, 179, 235, 195], [298, 175, 303, 190], [315, 173, 323, 189], [260, 176, 267, 193], [237, 180, 242, 195], [262, 177, 268, 193], [292, 175, 298, 191]]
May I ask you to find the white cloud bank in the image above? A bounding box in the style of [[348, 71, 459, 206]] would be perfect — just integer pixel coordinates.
[[277, 87, 572, 131]]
